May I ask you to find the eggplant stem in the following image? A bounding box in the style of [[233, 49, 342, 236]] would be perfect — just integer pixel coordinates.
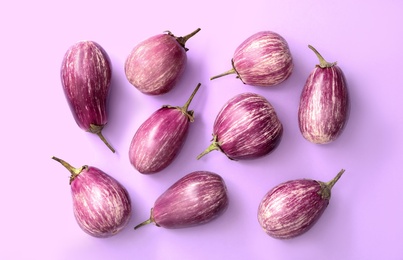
[[210, 68, 237, 80], [89, 124, 116, 153], [134, 209, 155, 230], [308, 45, 337, 68], [182, 83, 201, 113], [326, 169, 346, 190], [173, 28, 201, 51], [196, 135, 222, 160], [52, 156, 84, 184]]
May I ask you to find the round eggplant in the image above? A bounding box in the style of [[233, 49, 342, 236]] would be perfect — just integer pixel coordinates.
[[129, 83, 201, 174], [210, 31, 293, 87], [52, 156, 132, 238], [258, 169, 345, 239], [298, 45, 349, 144], [134, 171, 229, 229], [60, 40, 115, 153], [197, 92, 283, 160], [125, 28, 201, 95]]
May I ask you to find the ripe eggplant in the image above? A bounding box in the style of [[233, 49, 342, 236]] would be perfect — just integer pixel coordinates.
[[257, 169, 345, 239], [134, 171, 229, 229], [52, 156, 132, 238], [210, 31, 293, 87], [60, 41, 115, 153], [129, 83, 201, 174], [197, 92, 283, 160], [125, 28, 201, 95], [298, 45, 349, 144]]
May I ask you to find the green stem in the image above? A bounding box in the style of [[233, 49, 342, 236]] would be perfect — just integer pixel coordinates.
[[89, 124, 116, 153], [319, 169, 345, 200], [326, 169, 346, 190], [134, 209, 155, 230], [182, 83, 201, 113], [52, 156, 84, 184], [171, 28, 201, 51], [308, 45, 337, 68], [196, 135, 221, 159], [210, 68, 237, 80]]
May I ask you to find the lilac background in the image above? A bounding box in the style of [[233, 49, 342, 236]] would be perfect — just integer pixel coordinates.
[[2, 0, 403, 259]]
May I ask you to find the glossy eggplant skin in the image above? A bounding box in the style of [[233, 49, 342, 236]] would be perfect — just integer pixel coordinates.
[[60, 41, 114, 152], [129, 107, 190, 173], [198, 92, 283, 160], [298, 46, 349, 144], [135, 171, 229, 229]]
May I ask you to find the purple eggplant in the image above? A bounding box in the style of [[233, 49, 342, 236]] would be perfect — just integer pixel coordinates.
[[197, 92, 283, 160], [258, 169, 345, 239], [134, 171, 229, 229], [298, 45, 349, 144], [210, 31, 293, 87], [129, 83, 201, 174], [60, 41, 115, 152], [51, 156, 132, 238], [125, 28, 201, 95]]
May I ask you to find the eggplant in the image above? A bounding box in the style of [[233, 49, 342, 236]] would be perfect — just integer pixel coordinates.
[[134, 171, 229, 229], [210, 31, 293, 87], [129, 83, 201, 174], [125, 28, 201, 95], [51, 156, 132, 238], [298, 45, 349, 144], [60, 40, 115, 152], [257, 169, 345, 239], [197, 92, 283, 160]]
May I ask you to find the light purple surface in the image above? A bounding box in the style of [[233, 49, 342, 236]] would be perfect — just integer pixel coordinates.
[[1, 0, 403, 259]]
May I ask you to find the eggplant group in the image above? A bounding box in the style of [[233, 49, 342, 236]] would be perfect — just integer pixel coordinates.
[[60, 40, 115, 152], [125, 28, 201, 95], [129, 83, 201, 174], [134, 171, 229, 229], [211, 31, 293, 87], [257, 169, 345, 239], [298, 45, 349, 144], [52, 156, 132, 238], [197, 92, 283, 160]]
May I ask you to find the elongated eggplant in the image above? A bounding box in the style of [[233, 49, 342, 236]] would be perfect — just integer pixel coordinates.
[[52, 156, 132, 238], [129, 83, 201, 173], [134, 171, 229, 229], [197, 92, 283, 160], [298, 45, 349, 144], [258, 169, 345, 239], [60, 41, 115, 152]]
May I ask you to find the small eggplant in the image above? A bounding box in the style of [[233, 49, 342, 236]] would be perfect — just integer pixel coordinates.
[[134, 171, 229, 229], [298, 45, 349, 144], [51, 156, 132, 238], [129, 83, 201, 174], [125, 28, 201, 95], [60, 41, 115, 152], [257, 169, 345, 239], [197, 92, 283, 160], [211, 31, 293, 87]]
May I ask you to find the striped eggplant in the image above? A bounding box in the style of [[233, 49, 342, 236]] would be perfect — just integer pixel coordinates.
[[125, 28, 201, 95], [134, 171, 229, 229], [197, 92, 283, 160], [257, 169, 345, 239], [210, 31, 293, 87], [51, 156, 132, 238], [60, 41, 115, 152], [129, 83, 201, 174], [298, 45, 349, 144]]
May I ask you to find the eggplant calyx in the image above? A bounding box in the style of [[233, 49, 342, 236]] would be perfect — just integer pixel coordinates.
[[308, 45, 337, 68], [89, 124, 116, 153], [318, 169, 346, 200], [163, 83, 201, 122], [52, 156, 86, 185], [166, 28, 201, 51], [210, 59, 244, 83]]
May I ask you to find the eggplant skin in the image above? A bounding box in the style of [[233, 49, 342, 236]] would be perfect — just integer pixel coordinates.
[[298, 65, 349, 144], [152, 171, 229, 229], [60, 41, 112, 131], [129, 107, 190, 174], [257, 179, 328, 239], [71, 167, 132, 238]]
